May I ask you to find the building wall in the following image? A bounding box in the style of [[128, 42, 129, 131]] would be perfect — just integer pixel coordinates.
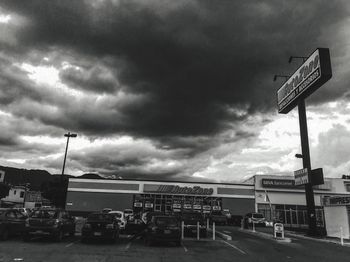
[[324, 206, 349, 239], [222, 198, 255, 216], [66, 191, 133, 215], [1, 186, 25, 205]]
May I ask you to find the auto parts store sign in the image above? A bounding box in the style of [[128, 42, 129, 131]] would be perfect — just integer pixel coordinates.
[[277, 48, 332, 114], [144, 184, 214, 195]]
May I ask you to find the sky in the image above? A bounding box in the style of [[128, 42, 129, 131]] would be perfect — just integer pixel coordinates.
[[0, 0, 350, 183]]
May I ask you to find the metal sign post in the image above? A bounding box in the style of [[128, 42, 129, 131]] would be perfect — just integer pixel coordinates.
[[298, 100, 317, 236], [276, 48, 332, 237]]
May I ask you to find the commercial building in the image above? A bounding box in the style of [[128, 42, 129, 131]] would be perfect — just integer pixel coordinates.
[[65, 175, 350, 238], [66, 179, 255, 217]]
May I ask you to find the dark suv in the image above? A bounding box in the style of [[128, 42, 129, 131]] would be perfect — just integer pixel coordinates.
[[23, 208, 75, 241], [144, 215, 181, 246], [181, 211, 207, 237], [0, 208, 27, 240], [81, 212, 119, 243]]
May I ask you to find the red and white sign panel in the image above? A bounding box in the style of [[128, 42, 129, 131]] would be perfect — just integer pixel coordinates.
[[277, 48, 332, 114]]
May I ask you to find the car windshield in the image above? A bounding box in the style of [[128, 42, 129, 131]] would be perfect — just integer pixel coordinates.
[[155, 217, 178, 226], [253, 213, 264, 218], [88, 213, 113, 221], [111, 213, 122, 218], [31, 210, 58, 219]]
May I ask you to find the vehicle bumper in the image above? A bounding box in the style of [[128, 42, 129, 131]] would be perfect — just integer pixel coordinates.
[[81, 229, 117, 239]]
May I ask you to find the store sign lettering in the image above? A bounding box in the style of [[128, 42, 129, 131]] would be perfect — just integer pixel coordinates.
[[277, 48, 332, 114], [323, 196, 350, 206], [262, 179, 295, 188], [145, 185, 214, 195]]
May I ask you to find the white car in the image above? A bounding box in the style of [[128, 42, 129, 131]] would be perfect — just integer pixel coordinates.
[[109, 210, 126, 230]]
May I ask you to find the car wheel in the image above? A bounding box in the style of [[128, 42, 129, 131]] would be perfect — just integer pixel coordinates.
[[1, 229, 9, 241]]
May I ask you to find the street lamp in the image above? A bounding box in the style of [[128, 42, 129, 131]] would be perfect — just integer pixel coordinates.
[[61, 132, 77, 179]]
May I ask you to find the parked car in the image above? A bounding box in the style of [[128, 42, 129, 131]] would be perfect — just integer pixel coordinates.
[[143, 215, 181, 246], [23, 208, 75, 241], [181, 211, 207, 237], [231, 215, 243, 226], [13, 207, 32, 218], [209, 211, 227, 225], [81, 212, 119, 243], [222, 209, 232, 220], [141, 211, 164, 225], [244, 212, 266, 227], [0, 208, 27, 240], [108, 210, 126, 231]]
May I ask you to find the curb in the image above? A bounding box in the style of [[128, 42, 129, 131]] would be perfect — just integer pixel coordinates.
[[238, 228, 292, 243], [284, 231, 350, 247], [207, 228, 232, 241]]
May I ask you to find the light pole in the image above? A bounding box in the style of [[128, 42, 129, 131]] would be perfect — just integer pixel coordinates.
[[61, 132, 77, 180]]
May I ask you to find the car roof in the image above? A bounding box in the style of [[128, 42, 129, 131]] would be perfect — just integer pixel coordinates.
[[109, 210, 123, 213]]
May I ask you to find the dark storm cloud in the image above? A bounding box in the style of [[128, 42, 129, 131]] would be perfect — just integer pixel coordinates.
[[0, 0, 349, 140], [67, 142, 185, 177], [59, 63, 120, 94]]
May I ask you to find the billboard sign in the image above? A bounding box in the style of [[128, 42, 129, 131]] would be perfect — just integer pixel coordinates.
[[294, 168, 309, 186], [277, 48, 332, 114]]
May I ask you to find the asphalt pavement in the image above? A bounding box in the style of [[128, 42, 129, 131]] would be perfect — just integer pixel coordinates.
[[0, 226, 349, 262]]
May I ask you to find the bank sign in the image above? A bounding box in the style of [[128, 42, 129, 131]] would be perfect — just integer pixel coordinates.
[[277, 48, 332, 114]]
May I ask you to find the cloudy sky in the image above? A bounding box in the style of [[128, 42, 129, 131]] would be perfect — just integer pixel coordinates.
[[0, 0, 349, 182]]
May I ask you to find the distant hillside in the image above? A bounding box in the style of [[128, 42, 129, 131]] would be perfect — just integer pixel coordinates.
[[0, 165, 53, 191], [78, 173, 105, 179]]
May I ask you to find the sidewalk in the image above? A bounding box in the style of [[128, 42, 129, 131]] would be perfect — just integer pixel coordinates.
[[243, 226, 350, 247]]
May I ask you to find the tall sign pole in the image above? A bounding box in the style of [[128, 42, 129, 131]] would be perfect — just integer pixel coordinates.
[[298, 100, 317, 235], [276, 48, 332, 236], [61, 132, 77, 182]]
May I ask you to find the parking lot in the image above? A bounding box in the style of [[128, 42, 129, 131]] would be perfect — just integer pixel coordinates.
[[0, 231, 244, 262], [1, 226, 350, 262]]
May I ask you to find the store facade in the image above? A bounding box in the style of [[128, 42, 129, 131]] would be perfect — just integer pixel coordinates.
[[255, 175, 350, 233], [66, 179, 256, 217]]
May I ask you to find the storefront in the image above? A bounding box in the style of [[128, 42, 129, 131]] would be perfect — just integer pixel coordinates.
[[254, 175, 350, 233], [66, 179, 256, 217]]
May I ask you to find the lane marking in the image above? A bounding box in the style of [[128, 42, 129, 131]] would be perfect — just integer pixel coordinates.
[[125, 241, 132, 250], [65, 240, 79, 248], [223, 230, 231, 234], [181, 242, 188, 252], [221, 240, 247, 255]]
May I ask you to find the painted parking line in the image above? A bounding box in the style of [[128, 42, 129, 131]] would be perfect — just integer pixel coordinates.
[[65, 240, 80, 248], [221, 240, 246, 255], [181, 242, 188, 252], [125, 241, 132, 251]]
